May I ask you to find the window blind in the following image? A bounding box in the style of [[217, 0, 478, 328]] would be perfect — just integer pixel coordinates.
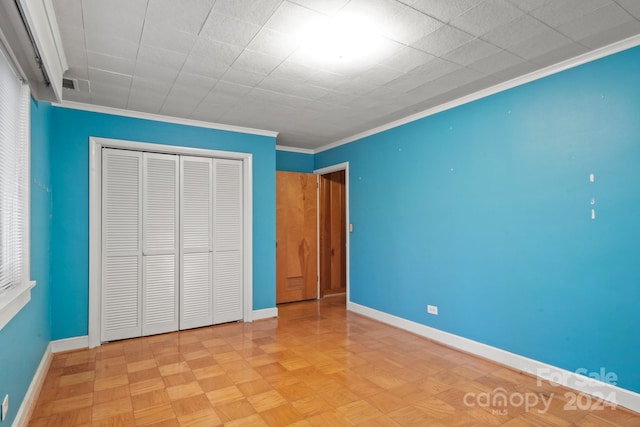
[[0, 47, 29, 295]]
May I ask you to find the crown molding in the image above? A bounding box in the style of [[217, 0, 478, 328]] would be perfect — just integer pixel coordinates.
[[314, 34, 640, 154], [276, 145, 314, 154], [53, 101, 279, 138]]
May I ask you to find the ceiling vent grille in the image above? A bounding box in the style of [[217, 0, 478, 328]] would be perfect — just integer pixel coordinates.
[[62, 77, 76, 90]]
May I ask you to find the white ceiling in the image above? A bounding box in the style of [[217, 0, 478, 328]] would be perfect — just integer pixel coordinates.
[[53, 0, 640, 150]]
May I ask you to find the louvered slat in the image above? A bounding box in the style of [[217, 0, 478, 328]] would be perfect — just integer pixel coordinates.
[[142, 153, 178, 335], [104, 152, 140, 254], [143, 254, 178, 335], [102, 149, 142, 341], [213, 160, 243, 251], [181, 252, 212, 329], [213, 250, 242, 324], [144, 153, 178, 252], [180, 156, 212, 329], [103, 256, 139, 336], [213, 159, 243, 324], [182, 158, 211, 251]]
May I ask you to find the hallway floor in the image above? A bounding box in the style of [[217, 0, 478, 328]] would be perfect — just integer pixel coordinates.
[[29, 295, 638, 426]]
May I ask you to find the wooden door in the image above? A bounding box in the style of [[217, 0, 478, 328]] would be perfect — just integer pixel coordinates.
[[320, 170, 346, 297], [276, 171, 318, 303]]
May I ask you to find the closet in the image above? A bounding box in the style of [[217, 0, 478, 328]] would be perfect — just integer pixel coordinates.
[[101, 148, 243, 342]]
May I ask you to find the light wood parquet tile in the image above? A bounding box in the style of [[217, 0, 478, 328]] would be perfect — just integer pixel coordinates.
[[131, 389, 171, 412], [91, 396, 133, 422], [133, 401, 176, 426], [171, 394, 213, 418], [27, 295, 639, 426], [176, 408, 221, 427]]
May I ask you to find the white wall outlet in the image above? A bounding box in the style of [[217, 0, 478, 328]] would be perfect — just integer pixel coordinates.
[[427, 305, 438, 315], [2, 394, 8, 421]]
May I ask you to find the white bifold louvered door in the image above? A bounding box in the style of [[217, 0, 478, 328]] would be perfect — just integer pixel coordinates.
[[102, 149, 143, 341], [142, 153, 179, 336], [180, 156, 213, 329], [101, 148, 243, 342], [213, 159, 243, 324], [102, 150, 179, 342]]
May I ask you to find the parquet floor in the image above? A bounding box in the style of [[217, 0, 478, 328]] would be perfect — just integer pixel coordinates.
[[29, 295, 639, 426]]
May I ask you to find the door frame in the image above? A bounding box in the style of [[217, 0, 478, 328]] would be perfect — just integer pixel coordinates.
[[314, 162, 350, 303], [89, 136, 254, 348]]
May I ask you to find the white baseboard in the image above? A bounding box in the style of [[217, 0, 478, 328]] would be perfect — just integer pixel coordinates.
[[12, 343, 52, 427], [347, 302, 640, 414], [51, 335, 89, 353], [252, 307, 278, 321]]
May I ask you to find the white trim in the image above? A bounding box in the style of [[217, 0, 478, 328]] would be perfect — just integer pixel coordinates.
[[314, 162, 350, 303], [89, 137, 254, 347], [17, 0, 68, 101], [90, 137, 255, 160], [0, 281, 35, 331], [12, 343, 52, 427], [315, 34, 640, 154], [51, 336, 89, 353], [348, 301, 640, 414], [88, 140, 101, 348], [252, 307, 278, 321], [55, 101, 279, 138], [276, 145, 314, 154], [315, 174, 320, 299], [24, 84, 31, 298], [242, 155, 254, 322], [0, 23, 28, 82]]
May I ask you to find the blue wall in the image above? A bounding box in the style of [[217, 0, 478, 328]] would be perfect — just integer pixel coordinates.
[[49, 107, 276, 340], [276, 149, 314, 172], [316, 46, 640, 393], [0, 99, 52, 426]]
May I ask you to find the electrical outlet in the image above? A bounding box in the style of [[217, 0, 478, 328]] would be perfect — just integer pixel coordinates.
[[2, 394, 8, 421], [427, 305, 438, 315]]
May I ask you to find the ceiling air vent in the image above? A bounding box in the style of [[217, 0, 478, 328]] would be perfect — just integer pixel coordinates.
[[62, 77, 76, 90]]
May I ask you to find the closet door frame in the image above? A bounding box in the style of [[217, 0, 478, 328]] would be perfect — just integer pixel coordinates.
[[88, 137, 254, 348]]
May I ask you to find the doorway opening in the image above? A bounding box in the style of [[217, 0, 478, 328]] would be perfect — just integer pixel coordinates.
[[275, 162, 350, 305], [319, 169, 346, 298], [315, 162, 349, 303]]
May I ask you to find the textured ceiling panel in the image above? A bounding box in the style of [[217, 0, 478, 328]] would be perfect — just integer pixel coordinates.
[[410, 0, 485, 23], [450, 0, 524, 36]]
